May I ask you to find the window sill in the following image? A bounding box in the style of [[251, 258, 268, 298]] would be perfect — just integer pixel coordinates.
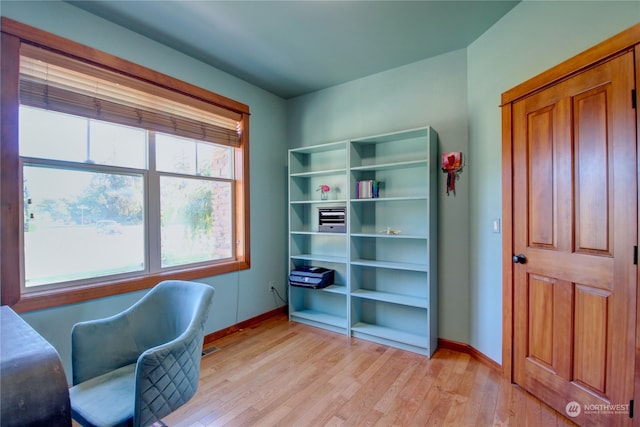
[[8, 260, 249, 313]]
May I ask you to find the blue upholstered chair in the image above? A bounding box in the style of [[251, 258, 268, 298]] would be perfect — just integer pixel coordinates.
[[69, 280, 214, 427]]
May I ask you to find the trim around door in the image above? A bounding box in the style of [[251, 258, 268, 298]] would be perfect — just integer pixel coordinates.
[[501, 23, 640, 384]]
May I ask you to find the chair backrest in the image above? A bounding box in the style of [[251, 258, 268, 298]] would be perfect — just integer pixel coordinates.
[[127, 280, 214, 351], [132, 280, 214, 426]]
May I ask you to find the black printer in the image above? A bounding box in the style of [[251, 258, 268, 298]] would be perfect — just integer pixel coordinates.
[[289, 266, 334, 289]]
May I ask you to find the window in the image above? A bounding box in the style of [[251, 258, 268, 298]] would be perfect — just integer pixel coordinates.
[[1, 18, 250, 311]]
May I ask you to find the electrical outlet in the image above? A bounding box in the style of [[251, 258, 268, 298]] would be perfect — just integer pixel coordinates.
[[269, 280, 275, 292]]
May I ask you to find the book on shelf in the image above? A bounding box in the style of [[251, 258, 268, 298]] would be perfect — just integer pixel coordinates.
[[356, 180, 380, 199]]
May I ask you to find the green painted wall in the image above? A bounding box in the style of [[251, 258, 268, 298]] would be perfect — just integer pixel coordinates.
[[2, 0, 639, 382], [287, 49, 472, 344], [467, 1, 639, 363], [1, 0, 289, 381], [288, 1, 640, 362]]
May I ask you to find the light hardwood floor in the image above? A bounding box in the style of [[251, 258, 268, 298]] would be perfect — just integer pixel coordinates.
[[156, 314, 576, 427]]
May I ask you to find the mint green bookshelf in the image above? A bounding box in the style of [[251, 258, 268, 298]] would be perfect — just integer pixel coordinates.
[[288, 127, 438, 356]]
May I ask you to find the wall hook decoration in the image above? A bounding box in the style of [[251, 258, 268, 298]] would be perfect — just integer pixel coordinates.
[[441, 151, 463, 196]]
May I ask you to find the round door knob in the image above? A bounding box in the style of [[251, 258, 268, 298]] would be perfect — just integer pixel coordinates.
[[512, 254, 527, 264]]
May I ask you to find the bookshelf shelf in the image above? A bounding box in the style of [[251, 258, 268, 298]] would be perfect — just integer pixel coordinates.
[[351, 289, 429, 308], [350, 259, 429, 272], [289, 197, 348, 206], [321, 284, 348, 295], [288, 127, 438, 356], [350, 233, 428, 240], [351, 159, 428, 172], [290, 310, 348, 334], [290, 168, 348, 178], [350, 196, 428, 202], [290, 254, 348, 264], [351, 322, 430, 354]]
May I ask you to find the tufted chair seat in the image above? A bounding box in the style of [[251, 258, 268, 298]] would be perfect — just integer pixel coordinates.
[[69, 280, 214, 427]]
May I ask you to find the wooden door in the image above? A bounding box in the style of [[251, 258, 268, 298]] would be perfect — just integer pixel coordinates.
[[511, 51, 637, 426]]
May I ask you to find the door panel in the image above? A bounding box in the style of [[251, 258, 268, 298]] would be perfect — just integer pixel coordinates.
[[574, 85, 612, 255], [573, 285, 609, 395], [512, 51, 636, 426], [528, 106, 556, 249], [528, 275, 554, 368]]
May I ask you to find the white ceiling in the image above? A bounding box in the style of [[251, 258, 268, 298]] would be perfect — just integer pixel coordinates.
[[67, 1, 519, 99]]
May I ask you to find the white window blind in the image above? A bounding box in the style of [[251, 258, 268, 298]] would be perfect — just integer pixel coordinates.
[[19, 44, 242, 147]]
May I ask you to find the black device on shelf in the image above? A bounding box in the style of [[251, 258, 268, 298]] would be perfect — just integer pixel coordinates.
[[289, 266, 335, 289], [318, 207, 346, 233]]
